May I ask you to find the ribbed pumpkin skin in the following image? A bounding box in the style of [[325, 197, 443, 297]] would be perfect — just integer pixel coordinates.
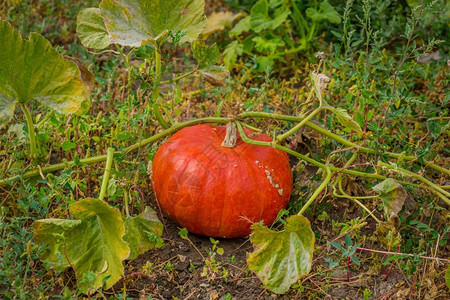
[[151, 124, 293, 238]]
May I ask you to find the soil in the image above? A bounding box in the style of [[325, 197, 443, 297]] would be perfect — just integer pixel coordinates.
[[100, 200, 445, 300]]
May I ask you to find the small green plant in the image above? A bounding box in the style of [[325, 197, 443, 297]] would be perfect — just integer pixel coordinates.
[[327, 234, 362, 281], [223, 0, 341, 72]]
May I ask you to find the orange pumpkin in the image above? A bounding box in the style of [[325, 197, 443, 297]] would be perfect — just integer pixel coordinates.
[[151, 124, 292, 238]]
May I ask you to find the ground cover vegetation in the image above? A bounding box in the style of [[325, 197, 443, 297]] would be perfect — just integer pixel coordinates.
[[0, 0, 449, 298]]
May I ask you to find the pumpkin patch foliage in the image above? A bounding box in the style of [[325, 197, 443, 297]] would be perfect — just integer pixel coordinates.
[[1, 0, 449, 298]]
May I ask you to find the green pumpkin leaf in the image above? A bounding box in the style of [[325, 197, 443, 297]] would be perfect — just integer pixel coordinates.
[[200, 65, 229, 87], [229, 15, 251, 37], [0, 21, 90, 125], [306, 1, 341, 24], [76, 8, 111, 49], [373, 178, 407, 216], [223, 40, 243, 71], [33, 219, 83, 268], [123, 206, 164, 260], [247, 215, 315, 294], [33, 198, 130, 291], [253, 36, 285, 54], [192, 40, 220, 70], [250, 0, 290, 33], [99, 0, 206, 47]]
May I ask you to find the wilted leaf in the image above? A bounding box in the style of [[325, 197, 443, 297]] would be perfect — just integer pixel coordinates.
[[192, 40, 220, 69], [247, 215, 315, 294], [250, 0, 290, 33], [376, 214, 401, 251], [223, 40, 243, 70], [0, 21, 90, 125], [200, 65, 229, 86], [76, 8, 111, 49], [63, 56, 96, 91], [373, 178, 407, 216], [306, 0, 341, 24], [99, 0, 206, 47], [33, 198, 130, 291], [330, 107, 363, 133], [123, 207, 164, 260], [311, 72, 330, 103], [202, 11, 244, 37]]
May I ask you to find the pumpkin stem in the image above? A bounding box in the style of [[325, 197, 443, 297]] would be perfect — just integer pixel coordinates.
[[221, 122, 237, 148]]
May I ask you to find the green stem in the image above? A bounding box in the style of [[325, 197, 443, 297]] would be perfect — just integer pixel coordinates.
[[36, 110, 54, 129], [20, 104, 38, 157], [124, 188, 130, 217], [152, 43, 169, 129], [299, 166, 331, 215], [160, 68, 198, 85], [276, 106, 321, 142], [378, 161, 450, 205], [99, 148, 115, 201], [239, 112, 449, 175], [0, 117, 231, 187], [335, 177, 381, 223]]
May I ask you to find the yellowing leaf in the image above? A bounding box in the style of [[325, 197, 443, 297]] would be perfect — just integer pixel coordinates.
[[200, 65, 229, 86], [373, 178, 407, 216], [0, 21, 90, 125], [376, 214, 401, 251], [76, 8, 111, 49], [99, 0, 206, 46], [33, 198, 130, 291], [202, 11, 244, 37], [247, 215, 315, 294]]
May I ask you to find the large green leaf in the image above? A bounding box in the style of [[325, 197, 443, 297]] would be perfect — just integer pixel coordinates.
[[99, 0, 206, 47], [123, 206, 163, 260], [76, 8, 111, 49], [306, 1, 341, 24], [250, 0, 290, 33], [33, 198, 130, 291], [0, 21, 90, 125], [247, 215, 315, 294], [373, 178, 407, 216]]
